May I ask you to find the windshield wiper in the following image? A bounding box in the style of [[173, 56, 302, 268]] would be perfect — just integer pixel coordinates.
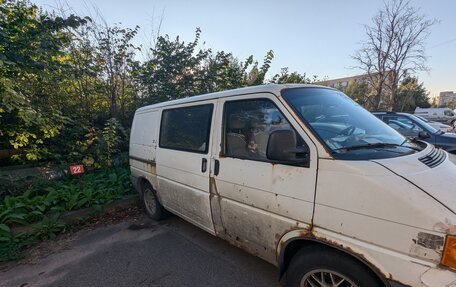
[[334, 143, 416, 152]]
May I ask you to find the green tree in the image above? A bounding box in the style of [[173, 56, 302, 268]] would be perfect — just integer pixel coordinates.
[[341, 80, 371, 108], [394, 76, 430, 112], [199, 51, 248, 93], [0, 0, 88, 162], [138, 28, 275, 104], [138, 28, 211, 104], [271, 68, 321, 84], [94, 24, 140, 123]]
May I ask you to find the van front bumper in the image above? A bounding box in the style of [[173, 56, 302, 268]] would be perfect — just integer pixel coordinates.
[[420, 268, 456, 287], [387, 267, 456, 287]]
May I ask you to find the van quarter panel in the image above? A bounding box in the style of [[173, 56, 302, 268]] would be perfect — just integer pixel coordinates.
[[129, 110, 160, 193]]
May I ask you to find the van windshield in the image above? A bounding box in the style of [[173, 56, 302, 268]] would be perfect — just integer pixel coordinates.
[[282, 88, 422, 159]]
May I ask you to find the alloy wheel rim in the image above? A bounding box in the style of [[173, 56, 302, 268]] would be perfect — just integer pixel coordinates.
[[143, 189, 157, 214], [300, 269, 359, 287]]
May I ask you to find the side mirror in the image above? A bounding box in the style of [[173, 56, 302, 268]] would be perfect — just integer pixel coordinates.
[[418, 131, 430, 139], [266, 129, 309, 166]]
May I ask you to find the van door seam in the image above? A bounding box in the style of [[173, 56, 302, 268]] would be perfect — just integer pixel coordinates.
[[310, 156, 320, 229]]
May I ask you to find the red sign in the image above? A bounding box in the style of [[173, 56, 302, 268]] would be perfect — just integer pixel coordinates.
[[70, 165, 85, 175]]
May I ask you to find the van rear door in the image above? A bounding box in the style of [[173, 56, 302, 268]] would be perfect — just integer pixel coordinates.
[[156, 101, 216, 234]]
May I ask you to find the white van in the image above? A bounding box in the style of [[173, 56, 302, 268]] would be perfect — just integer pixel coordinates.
[[130, 85, 456, 287], [415, 107, 456, 127], [413, 115, 453, 133]]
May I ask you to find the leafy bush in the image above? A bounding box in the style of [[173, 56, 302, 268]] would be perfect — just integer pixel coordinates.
[[0, 166, 133, 227], [0, 166, 133, 262], [55, 118, 129, 169]]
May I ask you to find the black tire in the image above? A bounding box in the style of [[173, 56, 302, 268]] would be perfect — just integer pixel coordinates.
[[142, 183, 168, 220], [286, 245, 383, 287]]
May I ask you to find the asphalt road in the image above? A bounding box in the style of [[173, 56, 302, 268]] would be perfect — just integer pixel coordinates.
[[0, 213, 278, 287]]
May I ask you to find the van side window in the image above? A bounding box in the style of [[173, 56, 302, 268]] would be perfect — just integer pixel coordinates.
[[223, 99, 305, 161], [159, 104, 213, 153]]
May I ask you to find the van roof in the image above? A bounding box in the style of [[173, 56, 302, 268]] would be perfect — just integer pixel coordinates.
[[136, 84, 330, 112]]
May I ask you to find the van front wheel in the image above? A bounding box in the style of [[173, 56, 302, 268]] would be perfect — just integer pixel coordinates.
[[286, 246, 383, 287], [142, 184, 167, 220]]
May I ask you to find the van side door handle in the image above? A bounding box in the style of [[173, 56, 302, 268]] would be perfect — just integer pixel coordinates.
[[214, 159, 220, 176], [201, 158, 207, 173]]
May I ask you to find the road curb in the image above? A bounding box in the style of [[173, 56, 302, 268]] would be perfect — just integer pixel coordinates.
[[11, 194, 140, 235]]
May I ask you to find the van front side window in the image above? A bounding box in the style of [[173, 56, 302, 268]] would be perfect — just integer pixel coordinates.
[[159, 104, 213, 153], [223, 99, 305, 161]]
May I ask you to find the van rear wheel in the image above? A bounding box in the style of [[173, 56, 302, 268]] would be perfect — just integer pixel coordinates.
[[286, 246, 383, 287], [142, 184, 167, 220]]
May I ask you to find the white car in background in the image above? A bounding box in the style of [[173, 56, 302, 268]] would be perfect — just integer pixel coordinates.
[[415, 107, 456, 128], [414, 115, 453, 133]]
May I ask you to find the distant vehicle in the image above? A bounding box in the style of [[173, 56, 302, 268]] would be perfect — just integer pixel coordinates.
[[414, 114, 453, 132], [374, 112, 456, 154], [130, 85, 456, 287], [414, 107, 456, 127]]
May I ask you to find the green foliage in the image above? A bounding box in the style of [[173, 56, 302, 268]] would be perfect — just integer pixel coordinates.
[[340, 80, 371, 107], [0, 0, 89, 163], [0, 232, 35, 262], [0, 223, 12, 243], [0, 166, 133, 261], [33, 213, 65, 240], [138, 28, 275, 105], [102, 118, 128, 155], [0, 167, 133, 227], [72, 118, 128, 168], [271, 67, 322, 84], [394, 76, 431, 112], [0, 1, 279, 166]]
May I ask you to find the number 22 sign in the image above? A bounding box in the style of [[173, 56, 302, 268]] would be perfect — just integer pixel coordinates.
[[70, 165, 85, 175]]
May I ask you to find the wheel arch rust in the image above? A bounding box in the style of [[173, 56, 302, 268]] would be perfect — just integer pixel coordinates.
[[136, 176, 155, 195], [276, 229, 392, 286]]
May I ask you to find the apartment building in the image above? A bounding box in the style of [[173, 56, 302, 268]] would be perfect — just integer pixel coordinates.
[[439, 91, 456, 106]]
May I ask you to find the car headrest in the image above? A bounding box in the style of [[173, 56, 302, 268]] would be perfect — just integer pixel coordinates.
[[229, 114, 246, 130]]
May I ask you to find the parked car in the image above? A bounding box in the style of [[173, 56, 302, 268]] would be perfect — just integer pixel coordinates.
[[414, 114, 453, 133], [374, 112, 456, 154], [130, 85, 456, 287], [414, 107, 456, 127]]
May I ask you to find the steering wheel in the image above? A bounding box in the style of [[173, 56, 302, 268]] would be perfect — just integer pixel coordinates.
[[337, 125, 356, 137]]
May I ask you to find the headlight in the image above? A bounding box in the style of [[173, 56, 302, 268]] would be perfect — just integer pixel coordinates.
[[441, 235, 456, 270]]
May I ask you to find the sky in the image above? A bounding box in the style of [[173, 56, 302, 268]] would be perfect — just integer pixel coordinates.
[[33, 0, 456, 99]]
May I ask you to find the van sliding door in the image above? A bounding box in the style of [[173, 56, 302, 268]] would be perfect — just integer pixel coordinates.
[[155, 101, 217, 234]]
